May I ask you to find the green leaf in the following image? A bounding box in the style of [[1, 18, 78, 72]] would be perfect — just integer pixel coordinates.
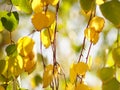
[[100, 0, 120, 28], [102, 78, 120, 90], [0, 60, 6, 74], [11, 0, 19, 6], [17, 0, 32, 14], [98, 67, 115, 82], [1, 11, 19, 32], [6, 44, 17, 56], [0, 11, 8, 32], [80, 0, 95, 13]]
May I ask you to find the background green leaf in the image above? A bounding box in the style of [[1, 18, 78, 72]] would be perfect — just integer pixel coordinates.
[[0, 11, 8, 32], [102, 78, 120, 90], [79, 0, 95, 13], [100, 0, 120, 27], [0, 60, 6, 74], [1, 11, 19, 32], [5, 44, 17, 57]]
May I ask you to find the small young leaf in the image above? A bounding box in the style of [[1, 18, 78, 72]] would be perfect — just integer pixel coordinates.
[[100, 0, 120, 28], [11, 0, 19, 5], [43, 64, 53, 88], [1, 11, 19, 32], [5, 44, 17, 56]]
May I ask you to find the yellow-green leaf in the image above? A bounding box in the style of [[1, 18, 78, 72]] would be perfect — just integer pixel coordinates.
[[65, 83, 74, 90], [43, 64, 53, 88], [32, 0, 43, 13]]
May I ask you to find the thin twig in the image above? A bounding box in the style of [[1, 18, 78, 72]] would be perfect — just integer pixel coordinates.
[[53, 1, 59, 65], [40, 31, 46, 70], [78, 11, 93, 62], [86, 42, 92, 63]]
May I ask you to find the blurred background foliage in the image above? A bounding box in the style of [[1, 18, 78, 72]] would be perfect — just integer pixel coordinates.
[[0, 0, 120, 90]]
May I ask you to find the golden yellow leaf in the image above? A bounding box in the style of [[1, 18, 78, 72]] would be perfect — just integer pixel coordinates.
[[40, 22, 55, 48], [41, 0, 59, 6], [41, 29, 51, 48], [74, 62, 89, 76], [89, 16, 105, 32], [84, 28, 99, 44], [0, 86, 5, 90], [17, 36, 35, 56], [75, 83, 91, 90], [43, 64, 53, 88], [70, 63, 77, 83], [65, 83, 74, 90], [31, 11, 55, 31], [32, 0, 43, 13]]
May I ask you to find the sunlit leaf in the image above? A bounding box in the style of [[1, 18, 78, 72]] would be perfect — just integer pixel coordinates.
[[75, 62, 89, 76], [1, 11, 19, 32], [65, 83, 74, 90], [112, 47, 120, 67], [98, 67, 115, 82], [41, 29, 51, 48], [96, 0, 104, 5], [7, 55, 24, 77], [106, 52, 114, 67], [84, 28, 99, 44], [23, 52, 36, 74], [70, 63, 77, 83], [5, 44, 17, 57], [89, 16, 105, 32], [80, 0, 95, 13], [31, 11, 55, 31], [100, 0, 120, 27], [116, 67, 120, 82], [102, 78, 120, 90], [32, 0, 43, 13], [43, 64, 53, 88], [11, 0, 19, 5], [15, 0, 32, 14], [75, 83, 91, 90], [0, 11, 8, 32], [17, 36, 35, 56]]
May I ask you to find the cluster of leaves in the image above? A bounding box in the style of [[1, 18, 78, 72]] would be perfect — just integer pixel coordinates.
[[0, 0, 120, 90]]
